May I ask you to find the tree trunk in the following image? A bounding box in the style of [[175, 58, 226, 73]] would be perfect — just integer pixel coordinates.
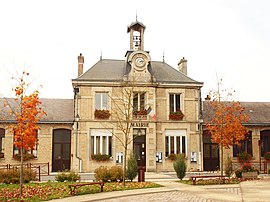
[[20, 147, 23, 197], [123, 146, 127, 186], [220, 144, 223, 176]]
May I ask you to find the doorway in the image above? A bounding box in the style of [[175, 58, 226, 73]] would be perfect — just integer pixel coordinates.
[[52, 129, 71, 172], [203, 131, 220, 171], [133, 129, 146, 168]]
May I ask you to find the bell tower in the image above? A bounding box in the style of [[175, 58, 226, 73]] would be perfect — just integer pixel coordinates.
[[127, 20, 146, 51]]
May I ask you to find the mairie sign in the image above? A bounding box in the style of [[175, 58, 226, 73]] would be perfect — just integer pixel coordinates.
[[131, 122, 149, 127]]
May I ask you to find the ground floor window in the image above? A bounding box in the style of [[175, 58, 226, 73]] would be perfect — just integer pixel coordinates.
[[165, 130, 186, 156], [13, 130, 38, 158], [90, 129, 112, 156], [261, 130, 270, 156], [233, 132, 252, 157]]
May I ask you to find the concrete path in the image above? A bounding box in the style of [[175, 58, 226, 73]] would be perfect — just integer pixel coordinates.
[[49, 173, 270, 202]]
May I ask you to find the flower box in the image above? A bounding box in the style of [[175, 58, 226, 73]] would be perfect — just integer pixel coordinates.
[[94, 109, 111, 119], [91, 154, 111, 162], [13, 153, 35, 161], [242, 171, 258, 179], [169, 111, 184, 120]]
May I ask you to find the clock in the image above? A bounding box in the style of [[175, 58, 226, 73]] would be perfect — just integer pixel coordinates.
[[135, 57, 146, 67]]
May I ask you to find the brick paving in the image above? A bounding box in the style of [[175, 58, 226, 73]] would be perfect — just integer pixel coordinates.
[[211, 187, 241, 195], [102, 191, 216, 202]]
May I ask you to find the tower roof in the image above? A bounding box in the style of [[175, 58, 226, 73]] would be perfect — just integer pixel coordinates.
[[127, 21, 146, 33]]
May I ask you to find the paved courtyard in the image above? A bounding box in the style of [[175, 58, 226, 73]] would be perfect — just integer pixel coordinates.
[[101, 191, 216, 202]]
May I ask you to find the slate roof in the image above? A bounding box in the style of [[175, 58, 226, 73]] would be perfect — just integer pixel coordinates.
[[74, 59, 202, 85], [203, 101, 270, 126], [0, 98, 74, 123]]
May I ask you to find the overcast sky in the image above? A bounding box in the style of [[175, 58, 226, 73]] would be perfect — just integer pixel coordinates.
[[0, 0, 269, 102]]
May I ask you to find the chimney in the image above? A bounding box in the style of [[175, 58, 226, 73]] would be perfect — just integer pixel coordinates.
[[178, 57, 187, 75], [78, 53, 84, 77], [205, 94, 211, 101]]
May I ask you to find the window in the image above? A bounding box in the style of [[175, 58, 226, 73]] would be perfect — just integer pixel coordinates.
[[233, 132, 252, 157], [95, 92, 108, 110], [261, 130, 270, 156], [169, 94, 181, 113], [165, 130, 186, 156], [133, 92, 145, 112], [0, 128, 5, 158], [13, 130, 38, 158], [90, 129, 112, 156]]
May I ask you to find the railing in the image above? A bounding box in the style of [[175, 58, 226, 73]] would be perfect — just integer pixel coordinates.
[[0, 162, 49, 181]]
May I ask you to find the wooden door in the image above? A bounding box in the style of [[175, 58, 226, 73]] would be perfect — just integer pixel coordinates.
[[52, 129, 71, 172], [203, 131, 220, 171]]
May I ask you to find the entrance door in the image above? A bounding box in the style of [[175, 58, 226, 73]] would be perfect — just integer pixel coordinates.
[[203, 131, 220, 171], [133, 129, 146, 168], [52, 129, 71, 172]]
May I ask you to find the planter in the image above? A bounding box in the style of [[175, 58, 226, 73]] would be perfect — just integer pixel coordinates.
[[169, 111, 184, 120], [94, 109, 110, 119], [91, 154, 111, 162], [0, 152, 4, 158], [242, 171, 258, 179], [13, 153, 35, 161]]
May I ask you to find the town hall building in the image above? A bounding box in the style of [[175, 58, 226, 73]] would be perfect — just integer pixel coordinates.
[[1, 20, 270, 174]]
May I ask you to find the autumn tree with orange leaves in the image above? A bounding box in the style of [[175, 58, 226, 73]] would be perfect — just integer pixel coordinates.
[[206, 79, 249, 175], [6, 71, 46, 197]]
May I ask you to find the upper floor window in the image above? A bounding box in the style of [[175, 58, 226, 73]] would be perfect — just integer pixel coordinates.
[[133, 92, 147, 119], [233, 132, 252, 157], [169, 94, 184, 120], [95, 92, 108, 110], [133, 92, 146, 111], [0, 128, 5, 158], [169, 94, 181, 113]]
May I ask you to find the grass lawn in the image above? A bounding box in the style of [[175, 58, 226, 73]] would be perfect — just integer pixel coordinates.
[[0, 181, 162, 201]]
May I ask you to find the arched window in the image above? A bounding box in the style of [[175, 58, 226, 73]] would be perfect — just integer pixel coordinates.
[[0, 128, 5, 158], [233, 131, 252, 157], [260, 130, 270, 156]]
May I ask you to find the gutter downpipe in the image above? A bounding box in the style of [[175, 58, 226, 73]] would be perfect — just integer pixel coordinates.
[[74, 87, 82, 172], [198, 88, 203, 171]]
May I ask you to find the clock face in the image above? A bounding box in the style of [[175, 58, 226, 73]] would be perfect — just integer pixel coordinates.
[[135, 57, 146, 67]]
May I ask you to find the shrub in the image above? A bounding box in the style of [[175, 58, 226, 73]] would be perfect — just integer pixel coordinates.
[[0, 168, 37, 184], [225, 156, 233, 178], [55, 171, 80, 182], [235, 169, 242, 178], [241, 162, 255, 172], [237, 152, 252, 163], [110, 166, 123, 182], [94, 166, 111, 182], [91, 154, 111, 161], [264, 152, 270, 162], [173, 154, 186, 180], [126, 153, 138, 182]]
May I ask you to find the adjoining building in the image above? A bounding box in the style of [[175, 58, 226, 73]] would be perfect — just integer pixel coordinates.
[[0, 20, 270, 173]]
